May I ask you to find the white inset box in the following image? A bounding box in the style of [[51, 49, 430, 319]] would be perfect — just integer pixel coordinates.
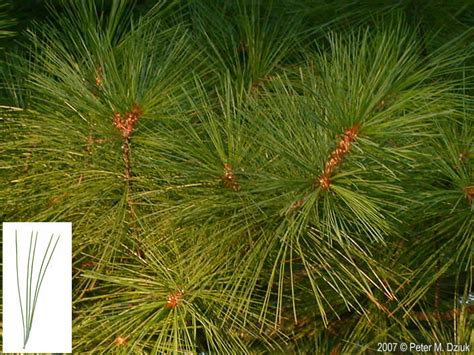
[[3, 222, 72, 353]]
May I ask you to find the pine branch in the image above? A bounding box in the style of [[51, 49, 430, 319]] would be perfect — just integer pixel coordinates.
[[2, 1, 472, 352]]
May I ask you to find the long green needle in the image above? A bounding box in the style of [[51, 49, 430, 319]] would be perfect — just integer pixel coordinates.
[[14, 230, 61, 349]]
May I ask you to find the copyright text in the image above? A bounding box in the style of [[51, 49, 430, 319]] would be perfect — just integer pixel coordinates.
[[377, 342, 470, 352]]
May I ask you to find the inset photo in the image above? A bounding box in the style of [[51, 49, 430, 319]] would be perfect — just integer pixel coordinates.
[[3, 222, 72, 353]]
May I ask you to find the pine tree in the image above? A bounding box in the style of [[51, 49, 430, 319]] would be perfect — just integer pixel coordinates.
[[1, 0, 472, 353]]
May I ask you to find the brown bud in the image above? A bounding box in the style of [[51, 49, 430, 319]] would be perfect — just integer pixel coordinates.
[[165, 289, 184, 309], [222, 163, 241, 191], [113, 337, 128, 346]]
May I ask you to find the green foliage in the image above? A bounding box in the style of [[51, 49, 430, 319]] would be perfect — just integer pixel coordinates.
[[0, 3, 15, 41], [1, 0, 473, 353]]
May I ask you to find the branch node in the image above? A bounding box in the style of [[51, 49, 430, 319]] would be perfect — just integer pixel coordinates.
[[165, 289, 185, 309], [222, 163, 241, 191], [113, 103, 143, 139], [464, 185, 474, 204], [113, 336, 128, 346]]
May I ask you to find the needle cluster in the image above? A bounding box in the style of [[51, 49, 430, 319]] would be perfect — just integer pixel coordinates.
[[15, 230, 61, 349]]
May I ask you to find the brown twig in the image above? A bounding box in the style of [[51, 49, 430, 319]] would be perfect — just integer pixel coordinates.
[[113, 104, 143, 256], [288, 123, 361, 211], [316, 123, 361, 190], [290, 197, 307, 210], [113, 104, 142, 181]]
